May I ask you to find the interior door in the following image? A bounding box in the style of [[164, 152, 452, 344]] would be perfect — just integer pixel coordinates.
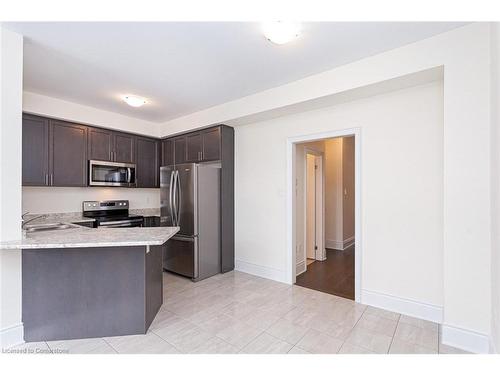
[[175, 163, 197, 236], [306, 154, 316, 260]]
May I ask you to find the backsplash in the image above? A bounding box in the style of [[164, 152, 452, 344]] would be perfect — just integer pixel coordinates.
[[22, 187, 160, 214]]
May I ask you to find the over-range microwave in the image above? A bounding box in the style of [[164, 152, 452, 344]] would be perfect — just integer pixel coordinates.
[[88, 160, 136, 187]]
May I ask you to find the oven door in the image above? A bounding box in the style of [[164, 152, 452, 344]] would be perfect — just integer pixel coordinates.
[[89, 160, 136, 187], [98, 217, 144, 228]]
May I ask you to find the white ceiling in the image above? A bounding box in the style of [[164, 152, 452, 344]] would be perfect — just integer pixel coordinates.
[[6, 22, 466, 123]]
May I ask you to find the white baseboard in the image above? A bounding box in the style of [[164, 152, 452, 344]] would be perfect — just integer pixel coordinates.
[[343, 236, 355, 249], [1, 323, 24, 349], [235, 259, 287, 284], [325, 237, 355, 251], [296, 260, 306, 276], [361, 289, 443, 323], [441, 325, 490, 354], [325, 239, 343, 250], [489, 336, 498, 354]]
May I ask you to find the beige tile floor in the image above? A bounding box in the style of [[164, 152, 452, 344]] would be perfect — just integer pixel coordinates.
[[9, 271, 470, 354]]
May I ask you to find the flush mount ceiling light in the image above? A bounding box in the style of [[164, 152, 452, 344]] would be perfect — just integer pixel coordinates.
[[123, 95, 147, 107], [262, 21, 301, 45]]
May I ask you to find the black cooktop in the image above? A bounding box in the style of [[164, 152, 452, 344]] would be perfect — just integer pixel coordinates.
[[93, 214, 144, 223]]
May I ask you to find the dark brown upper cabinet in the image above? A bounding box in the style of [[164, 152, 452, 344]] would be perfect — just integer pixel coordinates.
[[22, 115, 88, 187], [22, 114, 50, 186], [136, 137, 159, 188], [186, 133, 202, 162], [201, 127, 221, 161], [49, 120, 88, 187], [114, 132, 135, 163], [161, 139, 174, 166], [163, 126, 222, 165], [87, 128, 113, 162], [173, 136, 187, 164], [88, 128, 135, 163]]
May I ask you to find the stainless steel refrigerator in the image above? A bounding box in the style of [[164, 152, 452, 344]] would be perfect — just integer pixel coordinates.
[[160, 163, 221, 281]]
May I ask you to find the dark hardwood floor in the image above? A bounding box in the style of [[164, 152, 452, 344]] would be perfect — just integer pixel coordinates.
[[295, 246, 354, 300]]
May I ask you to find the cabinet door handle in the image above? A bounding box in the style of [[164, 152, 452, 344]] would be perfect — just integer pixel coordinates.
[[50, 174, 53, 186]]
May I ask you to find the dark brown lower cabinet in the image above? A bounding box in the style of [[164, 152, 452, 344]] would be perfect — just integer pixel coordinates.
[[22, 245, 163, 342]]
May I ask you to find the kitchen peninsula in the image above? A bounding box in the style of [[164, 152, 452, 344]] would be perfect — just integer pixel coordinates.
[[0, 224, 178, 342]]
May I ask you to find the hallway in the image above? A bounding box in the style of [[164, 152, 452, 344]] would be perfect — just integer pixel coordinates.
[[295, 247, 355, 300]]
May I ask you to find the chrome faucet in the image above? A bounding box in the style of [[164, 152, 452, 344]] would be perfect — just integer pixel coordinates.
[[21, 212, 47, 229]]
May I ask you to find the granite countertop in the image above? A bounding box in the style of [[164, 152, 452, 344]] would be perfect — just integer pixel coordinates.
[[0, 226, 179, 250], [23, 212, 97, 225]]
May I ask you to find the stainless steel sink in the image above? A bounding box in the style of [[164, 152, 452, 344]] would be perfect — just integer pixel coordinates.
[[24, 222, 77, 233]]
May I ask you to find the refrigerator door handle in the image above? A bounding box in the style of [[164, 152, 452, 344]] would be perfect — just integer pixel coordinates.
[[172, 170, 178, 226], [169, 169, 175, 225], [176, 170, 181, 227]]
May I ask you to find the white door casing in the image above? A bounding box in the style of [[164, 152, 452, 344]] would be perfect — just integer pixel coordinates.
[[287, 127, 361, 302]]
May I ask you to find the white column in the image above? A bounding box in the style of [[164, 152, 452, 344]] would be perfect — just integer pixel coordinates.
[[0, 26, 24, 348]]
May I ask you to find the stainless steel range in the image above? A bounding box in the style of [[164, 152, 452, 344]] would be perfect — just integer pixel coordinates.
[[82, 200, 144, 227]]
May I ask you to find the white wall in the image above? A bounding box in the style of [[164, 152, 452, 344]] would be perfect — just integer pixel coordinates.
[[0, 27, 24, 348], [236, 81, 444, 307], [164, 23, 493, 351], [491, 23, 500, 354], [324, 138, 343, 249], [22, 187, 159, 214]]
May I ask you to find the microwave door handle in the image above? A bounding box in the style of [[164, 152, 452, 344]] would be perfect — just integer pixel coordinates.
[[127, 167, 131, 184]]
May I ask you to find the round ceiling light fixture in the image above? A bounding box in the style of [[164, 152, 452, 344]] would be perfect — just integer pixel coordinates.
[[123, 95, 147, 107], [262, 21, 301, 45]]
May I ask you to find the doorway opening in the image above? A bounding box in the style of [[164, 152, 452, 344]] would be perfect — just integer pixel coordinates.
[[289, 131, 358, 301]]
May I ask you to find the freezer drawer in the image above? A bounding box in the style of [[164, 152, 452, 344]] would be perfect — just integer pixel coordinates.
[[162, 236, 198, 279]]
